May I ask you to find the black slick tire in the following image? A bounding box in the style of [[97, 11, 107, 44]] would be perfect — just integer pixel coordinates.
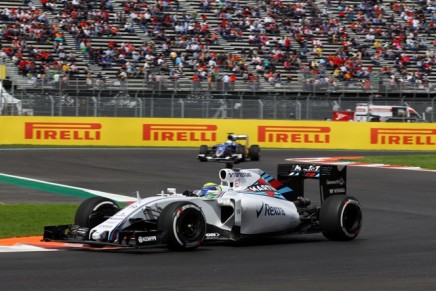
[[249, 145, 260, 161], [74, 196, 120, 228], [199, 145, 208, 162], [319, 195, 362, 241], [158, 201, 206, 251]]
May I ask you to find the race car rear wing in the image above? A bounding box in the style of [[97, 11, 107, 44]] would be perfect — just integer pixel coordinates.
[[276, 164, 347, 203], [232, 134, 248, 140]]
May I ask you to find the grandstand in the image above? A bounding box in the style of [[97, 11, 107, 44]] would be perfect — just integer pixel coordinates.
[[0, 0, 434, 117]]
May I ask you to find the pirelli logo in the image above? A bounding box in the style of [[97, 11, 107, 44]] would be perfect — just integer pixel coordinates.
[[25, 122, 101, 140], [143, 124, 217, 141], [258, 126, 330, 143], [370, 128, 436, 145]]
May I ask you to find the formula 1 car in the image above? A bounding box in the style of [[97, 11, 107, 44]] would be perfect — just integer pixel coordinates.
[[43, 164, 362, 251], [197, 134, 260, 163], [43, 163, 362, 251]]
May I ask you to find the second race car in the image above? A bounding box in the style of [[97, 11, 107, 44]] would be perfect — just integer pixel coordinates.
[[197, 133, 260, 163]]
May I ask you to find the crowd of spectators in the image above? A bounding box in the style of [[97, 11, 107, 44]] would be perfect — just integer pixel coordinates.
[[0, 0, 434, 92]]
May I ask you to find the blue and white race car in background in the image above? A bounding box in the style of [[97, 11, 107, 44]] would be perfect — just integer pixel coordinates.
[[43, 163, 362, 251], [197, 134, 260, 163]]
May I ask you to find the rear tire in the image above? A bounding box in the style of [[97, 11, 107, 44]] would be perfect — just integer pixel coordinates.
[[319, 195, 362, 241], [74, 196, 120, 228], [158, 201, 206, 251], [249, 145, 260, 161]]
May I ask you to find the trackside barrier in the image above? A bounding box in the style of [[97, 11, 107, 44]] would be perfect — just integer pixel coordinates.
[[0, 117, 435, 151]]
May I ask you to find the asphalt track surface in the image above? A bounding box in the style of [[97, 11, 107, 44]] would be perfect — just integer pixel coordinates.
[[0, 148, 435, 291]]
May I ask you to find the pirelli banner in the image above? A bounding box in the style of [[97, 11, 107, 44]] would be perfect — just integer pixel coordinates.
[[0, 116, 435, 150]]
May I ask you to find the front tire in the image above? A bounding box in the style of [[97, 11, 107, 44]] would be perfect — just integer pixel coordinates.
[[319, 195, 362, 241], [74, 196, 120, 228], [158, 201, 206, 251], [198, 145, 208, 162]]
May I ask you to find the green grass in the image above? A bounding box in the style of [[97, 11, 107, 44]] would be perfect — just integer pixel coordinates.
[[0, 204, 77, 238], [347, 155, 436, 170]]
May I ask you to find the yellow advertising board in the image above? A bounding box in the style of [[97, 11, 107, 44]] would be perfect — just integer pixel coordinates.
[[0, 116, 435, 151]]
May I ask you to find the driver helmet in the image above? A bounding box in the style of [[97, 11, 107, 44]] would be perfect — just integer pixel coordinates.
[[199, 182, 222, 197], [225, 135, 235, 144]]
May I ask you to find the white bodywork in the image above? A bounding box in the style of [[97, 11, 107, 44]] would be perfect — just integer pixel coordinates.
[[0, 83, 23, 115], [90, 168, 301, 242], [354, 103, 422, 122]]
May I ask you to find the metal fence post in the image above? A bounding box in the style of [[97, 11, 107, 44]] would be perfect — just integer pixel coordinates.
[[258, 99, 264, 119], [273, 94, 278, 119], [75, 95, 79, 116], [48, 95, 54, 116], [97, 90, 102, 117], [431, 97, 435, 123], [295, 100, 301, 120], [306, 95, 310, 120], [238, 92, 244, 119], [92, 96, 97, 117], [171, 92, 175, 118], [137, 98, 143, 117], [179, 99, 185, 118], [203, 100, 209, 118]]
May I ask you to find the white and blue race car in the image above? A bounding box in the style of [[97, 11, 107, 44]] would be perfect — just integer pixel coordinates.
[[43, 163, 362, 251], [197, 134, 260, 163]]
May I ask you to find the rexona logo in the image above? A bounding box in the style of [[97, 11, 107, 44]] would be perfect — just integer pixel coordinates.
[[256, 202, 286, 218], [258, 126, 330, 143], [143, 124, 217, 142], [25, 122, 101, 140], [370, 128, 436, 145]]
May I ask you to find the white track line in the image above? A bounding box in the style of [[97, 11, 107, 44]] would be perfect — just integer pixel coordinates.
[[0, 244, 58, 252]]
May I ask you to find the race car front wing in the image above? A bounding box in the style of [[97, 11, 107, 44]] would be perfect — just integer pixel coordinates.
[[43, 224, 167, 248]]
